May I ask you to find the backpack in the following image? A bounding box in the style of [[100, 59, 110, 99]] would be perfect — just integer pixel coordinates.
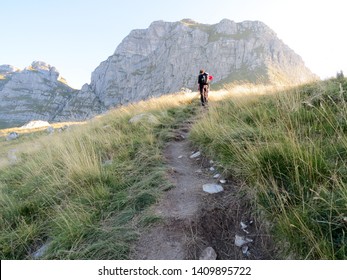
[[199, 73, 208, 85]]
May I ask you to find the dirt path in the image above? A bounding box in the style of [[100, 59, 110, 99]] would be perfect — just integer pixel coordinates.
[[131, 114, 275, 260]]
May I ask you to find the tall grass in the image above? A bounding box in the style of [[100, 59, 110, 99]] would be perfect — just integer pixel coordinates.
[[190, 79, 347, 259], [0, 92, 197, 259]]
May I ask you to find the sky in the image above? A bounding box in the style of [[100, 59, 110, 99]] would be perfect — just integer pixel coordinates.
[[1, 0, 347, 89]]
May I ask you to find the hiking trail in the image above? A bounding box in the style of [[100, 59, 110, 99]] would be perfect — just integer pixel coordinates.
[[131, 109, 275, 260]]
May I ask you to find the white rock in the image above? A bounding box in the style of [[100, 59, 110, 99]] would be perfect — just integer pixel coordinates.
[[180, 87, 192, 93], [6, 132, 19, 141], [242, 245, 249, 255], [219, 179, 227, 184], [240, 222, 248, 230], [209, 167, 215, 172], [213, 173, 220, 179], [32, 242, 51, 259], [46, 126, 54, 134], [241, 222, 250, 234], [234, 235, 253, 247], [190, 151, 201, 159], [21, 120, 50, 129], [202, 184, 224, 194], [199, 247, 217, 260]]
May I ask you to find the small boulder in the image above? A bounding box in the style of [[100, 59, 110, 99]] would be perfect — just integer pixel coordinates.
[[234, 235, 253, 247], [32, 242, 51, 259], [180, 87, 192, 93], [6, 132, 19, 141], [190, 151, 201, 159], [202, 184, 224, 194], [46, 126, 54, 134], [242, 245, 250, 256], [199, 247, 217, 260]]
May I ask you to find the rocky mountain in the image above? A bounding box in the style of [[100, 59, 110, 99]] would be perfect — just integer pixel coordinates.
[[0, 62, 103, 128], [0, 19, 317, 129], [0, 62, 75, 128], [86, 18, 317, 108]]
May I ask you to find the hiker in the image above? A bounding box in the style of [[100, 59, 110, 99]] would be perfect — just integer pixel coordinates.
[[198, 69, 209, 106]]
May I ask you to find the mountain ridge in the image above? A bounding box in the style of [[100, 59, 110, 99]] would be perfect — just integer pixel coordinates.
[[0, 18, 318, 128]]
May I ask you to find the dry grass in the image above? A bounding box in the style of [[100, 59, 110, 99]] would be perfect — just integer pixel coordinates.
[[190, 79, 347, 259], [0, 90, 198, 259]]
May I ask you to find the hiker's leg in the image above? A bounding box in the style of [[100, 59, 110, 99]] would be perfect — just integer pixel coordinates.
[[199, 84, 205, 105], [204, 85, 209, 103], [201, 93, 205, 106], [203, 85, 208, 104]]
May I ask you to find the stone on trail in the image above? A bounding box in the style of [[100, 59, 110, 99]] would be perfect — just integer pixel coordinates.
[[240, 221, 248, 230], [199, 247, 217, 260], [242, 245, 250, 256], [202, 183, 224, 194], [240, 221, 250, 234], [234, 235, 253, 247], [190, 151, 201, 159]]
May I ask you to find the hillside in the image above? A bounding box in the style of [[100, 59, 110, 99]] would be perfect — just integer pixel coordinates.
[[0, 62, 79, 128], [0, 78, 346, 260], [0, 19, 317, 129], [86, 18, 317, 108]]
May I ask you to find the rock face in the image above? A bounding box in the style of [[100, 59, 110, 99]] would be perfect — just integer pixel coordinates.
[[0, 61, 76, 128], [0, 61, 103, 128], [88, 18, 317, 108], [0, 19, 318, 128]]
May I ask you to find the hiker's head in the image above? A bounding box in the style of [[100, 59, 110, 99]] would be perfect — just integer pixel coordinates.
[[200, 69, 204, 74]]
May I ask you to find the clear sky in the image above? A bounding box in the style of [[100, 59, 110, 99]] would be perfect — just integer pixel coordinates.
[[2, 0, 346, 89]]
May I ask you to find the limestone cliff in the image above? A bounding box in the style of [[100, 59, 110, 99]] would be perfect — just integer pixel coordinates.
[[0, 62, 103, 128], [0, 19, 318, 128], [87, 19, 317, 108], [0, 62, 77, 128]]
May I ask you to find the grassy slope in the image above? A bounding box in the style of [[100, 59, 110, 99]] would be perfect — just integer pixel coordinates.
[[0, 92, 197, 259], [190, 79, 347, 259], [1, 79, 347, 260]]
